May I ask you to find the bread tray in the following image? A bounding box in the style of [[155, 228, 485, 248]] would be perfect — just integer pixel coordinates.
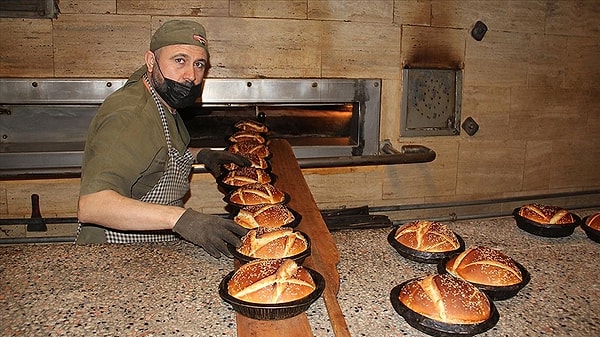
[[223, 191, 290, 210], [219, 268, 325, 320], [581, 216, 600, 244], [437, 256, 531, 301], [387, 227, 466, 264], [227, 230, 311, 266], [512, 208, 580, 238], [390, 280, 499, 337], [232, 205, 302, 229]]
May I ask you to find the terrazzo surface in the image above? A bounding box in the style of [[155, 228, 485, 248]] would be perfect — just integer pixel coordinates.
[[1, 210, 598, 336]]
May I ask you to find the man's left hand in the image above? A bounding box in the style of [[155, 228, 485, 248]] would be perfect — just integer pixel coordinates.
[[196, 149, 250, 176]]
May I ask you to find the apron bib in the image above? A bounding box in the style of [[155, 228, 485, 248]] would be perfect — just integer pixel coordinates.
[[77, 74, 194, 243]]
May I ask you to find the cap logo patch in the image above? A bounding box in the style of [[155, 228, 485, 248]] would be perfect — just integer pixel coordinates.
[[193, 34, 207, 46]]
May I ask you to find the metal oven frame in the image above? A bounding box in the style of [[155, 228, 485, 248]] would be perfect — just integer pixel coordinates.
[[0, 78, 435, 178]]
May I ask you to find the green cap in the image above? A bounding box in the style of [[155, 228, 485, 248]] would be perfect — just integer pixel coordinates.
[[150, 20, 209, 56]]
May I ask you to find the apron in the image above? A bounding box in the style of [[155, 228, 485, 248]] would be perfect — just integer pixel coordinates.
[[76, 74, 194, 243]]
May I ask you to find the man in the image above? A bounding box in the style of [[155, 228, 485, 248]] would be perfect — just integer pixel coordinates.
[[76, 20, 249, 258]]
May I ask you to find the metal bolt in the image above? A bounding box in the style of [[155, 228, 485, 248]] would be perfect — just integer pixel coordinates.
[[31, 82, 38, 87], [312, 82, 318, 88], [247, 82, 252, 87], [106, 82, 112, 87]]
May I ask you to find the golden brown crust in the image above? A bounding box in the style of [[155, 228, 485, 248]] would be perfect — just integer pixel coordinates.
[[586, 213, 600, 230], [399, 274, 491, 324], [228, 130, 266, 144], [518, 203, 575, 224], [445, 246, 523, 287], [222, 167, 272, 187], [234, 204, 295, 229], [234, 120, 269, 133], [228, 183, 286, 205], [237, 227, 308, 259], [394, 220, 460, 252], [227, 141, 270, 158], [227, 259, 315, 304], [224, 153, 269, 170]]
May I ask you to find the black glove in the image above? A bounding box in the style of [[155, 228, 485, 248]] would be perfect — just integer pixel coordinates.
[[196, 149, 251, 176], [173, 208, 248, 258]]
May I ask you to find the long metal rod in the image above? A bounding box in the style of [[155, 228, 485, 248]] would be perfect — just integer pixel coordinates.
[[369, 189, 600, 213], [296, 145, 436, 168], [0, 236, 75, 244]]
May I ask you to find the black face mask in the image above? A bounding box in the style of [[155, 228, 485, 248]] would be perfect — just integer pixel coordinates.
[[151, 59, 202, 110]]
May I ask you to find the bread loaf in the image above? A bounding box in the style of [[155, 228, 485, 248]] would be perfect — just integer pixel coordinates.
[[228, 130, 266, 144], [222, 167, 272, 187], [518, 203, 575, 224], [445, 246, 523, 287], [228, 259, 315, 304], [585, 213, 600, 230], [399, 274, 491, 324], [237, 227, 308, 259], [394, 220, 460, 252], [228, 183, 286, 205], [224, 153, 269, 170], [227, 141, 270, 158], [234, 120, 269, 133], [234, 204, 295, 229]]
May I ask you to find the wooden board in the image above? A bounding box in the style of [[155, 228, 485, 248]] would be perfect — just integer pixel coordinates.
[[235, 139, 350, 337]]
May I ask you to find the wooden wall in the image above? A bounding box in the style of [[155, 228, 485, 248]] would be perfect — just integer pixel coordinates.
[[1, 0, 599, 221]]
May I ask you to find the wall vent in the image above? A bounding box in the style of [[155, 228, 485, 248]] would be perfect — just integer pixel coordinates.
[[400, 68, 462, 137]]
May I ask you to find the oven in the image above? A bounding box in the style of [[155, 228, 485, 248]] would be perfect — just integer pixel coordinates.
[[0, 78, 435, 179]]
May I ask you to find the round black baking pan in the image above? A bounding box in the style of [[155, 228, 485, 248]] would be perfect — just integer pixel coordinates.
[[387, 227, 466, 264], [581, 215, 600, 244], [437, 257, 531, 301], [227, 230, 311, 266], [219, 267, 325, 320], [390, 280, 499, 337], [512, 208, 580, 238]]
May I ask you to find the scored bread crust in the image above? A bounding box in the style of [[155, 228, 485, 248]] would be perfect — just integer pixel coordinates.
[[229, 183, 286, 205], [399, 274, 491, 324], [222, 167, 272, 187], [237, 227, 307, 259], [224, 152, 269, 170], [228, 130, 266, 144], [518, 203, 575, 224], [227, 141, 271, 158], [228, 259, 315, 304], [445, 246, 523, 287], [394, 220, 460, 252], [586, 213, 600, 230], [234, 204, 295, 229], [235, 120, 269, 133]]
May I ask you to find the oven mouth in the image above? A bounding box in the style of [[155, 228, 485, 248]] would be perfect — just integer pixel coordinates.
[[181, 103, 358, 149]]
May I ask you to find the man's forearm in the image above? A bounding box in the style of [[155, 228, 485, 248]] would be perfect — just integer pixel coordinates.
[[77, 190, 185, 231]]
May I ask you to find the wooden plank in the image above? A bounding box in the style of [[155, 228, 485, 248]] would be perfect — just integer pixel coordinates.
[[234, 139, 350, 337], [236, 315, 313, 337]]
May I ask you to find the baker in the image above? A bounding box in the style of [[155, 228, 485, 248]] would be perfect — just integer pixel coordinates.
[[76, 20, 249, 258]]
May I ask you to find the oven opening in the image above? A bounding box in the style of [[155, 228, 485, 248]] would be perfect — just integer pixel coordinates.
[[181, 103, 358, 149]]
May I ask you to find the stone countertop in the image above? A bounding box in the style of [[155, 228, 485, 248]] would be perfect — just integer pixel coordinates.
[[1, 211, 599, 337]]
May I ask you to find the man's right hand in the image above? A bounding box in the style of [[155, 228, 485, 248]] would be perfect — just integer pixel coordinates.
[[172, 208, 248, 258]]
